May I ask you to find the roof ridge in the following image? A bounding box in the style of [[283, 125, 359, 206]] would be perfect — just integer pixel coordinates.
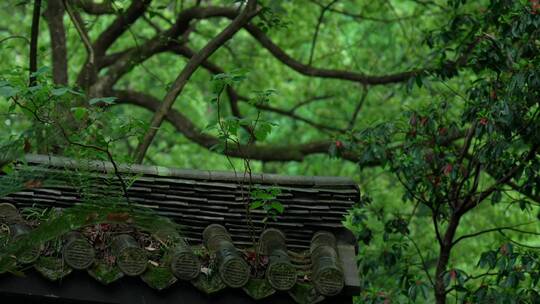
[[22, 154, 357, 186]]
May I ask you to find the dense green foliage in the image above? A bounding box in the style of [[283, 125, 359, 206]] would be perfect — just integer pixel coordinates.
[[1, 0, 539, 303]]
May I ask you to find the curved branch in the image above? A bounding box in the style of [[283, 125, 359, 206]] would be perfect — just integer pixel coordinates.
[[0, 35, 30, 45], [134, 1, 260, 163], [86, 5, 431, 95], [452, 221, 539, 246], [463, 145, 540, 213], [87, 5, 429, 94], [77, 0, 151, 89], [168, 44, 249, 125], [289, 94, 335, 112], [86, 6, 243, 95], [246, 100, 346, 133], [113, 89, 360, 163], [93, 0, 151, 57], [170, 44, 343, 134], [309, 0, 441, 22], [64, 0, 94, 65], [242, 22, 421, 85]]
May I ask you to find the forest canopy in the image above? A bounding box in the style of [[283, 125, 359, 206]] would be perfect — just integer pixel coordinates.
[[1, 0, 540, 303]]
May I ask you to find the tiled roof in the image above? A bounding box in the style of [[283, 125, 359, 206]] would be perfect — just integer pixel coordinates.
[[0, 154, 361, 303], [8, 154, 360, 250]]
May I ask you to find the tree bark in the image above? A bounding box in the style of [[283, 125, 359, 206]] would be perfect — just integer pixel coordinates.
[[44, 0, 68, 85], [434, 214, 461, 304]]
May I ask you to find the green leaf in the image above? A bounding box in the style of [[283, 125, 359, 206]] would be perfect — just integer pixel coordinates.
[[89, 97, 117, 105], [1, 163, 14, 174], [269, 201, 284, 214], [71, 107, 88, 121], [408, 284, 417, 301], [254, 122, 273, 141], [250, 201, 264, 210], [51, 87, 69, 96], [29, 66, 50, 77], [52, 87, 82, 96], [0, 86, 18, 98], [491, 190, 502, 204]]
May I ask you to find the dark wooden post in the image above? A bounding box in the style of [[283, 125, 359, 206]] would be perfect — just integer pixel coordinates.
[[62, 231, 95, 270], [169, 238, 201, 280], [259, 228, 296, 291], [111, 234, 147, 276], [310, 231, 344, 296], [203, 224, 250, 288]]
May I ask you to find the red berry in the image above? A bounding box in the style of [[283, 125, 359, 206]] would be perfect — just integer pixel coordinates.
[[450, 269, 457, 280], [443, 164, 453, 176], [500, 244, 509, 256], [479, 118, 488, 126]]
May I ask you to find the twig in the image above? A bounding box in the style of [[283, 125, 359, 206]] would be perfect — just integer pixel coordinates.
[[499, 231, 540, 249], [10, 97, 132, 205], [0, 35, 30, 45], [63, 0, 95, 65], [308, 0, 339, 65], [452, 221, 538, 246], [29, 0, 42, 86], [347, 85, 368, 130], [406, 234, 435, 287]]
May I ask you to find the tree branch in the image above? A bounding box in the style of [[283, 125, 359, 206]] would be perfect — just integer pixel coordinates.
[[247, 99, 346, 133], [168, 44, 254, 136], [289, 94, 335, 112], [463, 146, 539, 213], [170, 44, 346, 134], [242, 22, 421, 85], [347, 85, 368, 130], [113, 89, 363, 163], [133, 0, 260, 163], [77, 0, 151, 89], [64, 0, 94, 65], [452, 221, 538, 246], [85, 6, 239, 95], [93, 0, 151, 57], [406, 234, 435, 287], [308, 0, 339, 65]]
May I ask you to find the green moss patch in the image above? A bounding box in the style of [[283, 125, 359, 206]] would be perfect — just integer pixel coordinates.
[[34, 256, 72, 281], [87, 261, 124, 285], [243, 278, 275, 300], [191, 271, 226, 294], [141, 265, 177, 290]]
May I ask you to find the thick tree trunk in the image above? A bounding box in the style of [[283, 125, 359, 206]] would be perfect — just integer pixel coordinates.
[[434, 214, 461, 304], [44, 0, 68, 85]]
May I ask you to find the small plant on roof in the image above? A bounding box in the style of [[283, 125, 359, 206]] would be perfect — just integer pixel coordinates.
[[249, 187, 284, 223]]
